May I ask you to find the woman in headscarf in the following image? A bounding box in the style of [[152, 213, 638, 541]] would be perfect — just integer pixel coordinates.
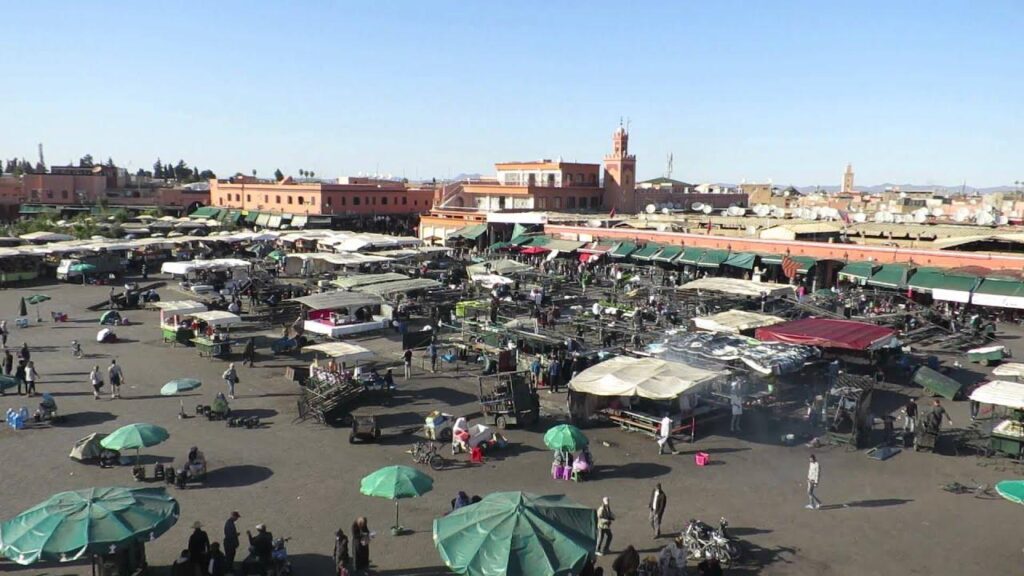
[[351, 517, 371, 573], [333, 528, 351, 574]]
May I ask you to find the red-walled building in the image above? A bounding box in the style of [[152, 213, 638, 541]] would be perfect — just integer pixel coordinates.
[[209, 176, 434, 217]]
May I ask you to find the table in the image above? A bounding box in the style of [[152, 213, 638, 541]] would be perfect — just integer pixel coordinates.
[[190, 337, 236, 359], [162, 326, 194, 346]]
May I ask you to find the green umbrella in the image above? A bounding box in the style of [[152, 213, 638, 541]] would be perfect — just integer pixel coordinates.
[[434, 491, 597, 576], [360, 465, 433, 534], [544, 424, 589, 452], [267, 250, 287, 262], [996, 480, 1024, 504], [160, 378, 202, 396], [101, 423, 170, 463], [0, 374, 19, 391], [18, 296, 27, 317], [69, 263, 97, 273], [0, 486, 179, 565], [26, 294, 51, 305]]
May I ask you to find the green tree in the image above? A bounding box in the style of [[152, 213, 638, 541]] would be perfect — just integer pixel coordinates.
[[105, 157, 115, 168], [251, 169, 257, 178], [198, 169, 216, 180], [165, 162, 174, 180], [174, 160, 189, 181], [79, 154, 94, 167], [153, 158, 163, 179], [310, 171, 315, 179], [274, 168, 284, 181]]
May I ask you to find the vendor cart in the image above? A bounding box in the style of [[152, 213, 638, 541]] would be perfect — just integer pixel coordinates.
[[478, 371, 539, 429], [967, 345, 1009, 366], [349, 415, 380, 444]]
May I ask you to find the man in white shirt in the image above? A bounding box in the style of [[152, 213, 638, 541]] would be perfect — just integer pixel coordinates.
[[658, 415, 679, 455], [806, 454, 821, 510]]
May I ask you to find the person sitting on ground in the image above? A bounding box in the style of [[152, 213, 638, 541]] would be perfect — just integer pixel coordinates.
[[187, 447, 207, 479], [452, 491, 471, 511], [211, 392, 230, 418], [573, 447, 593, 479], [171, 549, 192, 576]]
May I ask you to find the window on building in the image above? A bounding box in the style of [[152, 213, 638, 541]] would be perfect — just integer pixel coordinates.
[[353, 197, 360, 206], [340, 197, 346, 206], [381, 197, 388, 205], [235, 194, 240, 201], [537, 198, 546, 209], [275, 195, 281, 203], [567, 197, 576, 209], [402, 197, 407, 205], [590, 174, 597, 184], [310, 197, 316, 205], [565, 174, 572, 184], [287, 196, 293, 204], [590, 196, 600, 208], [264, 195, 268, 203], [371, 197, 376, 205], [364, 197, 369, 205], [298, 197, 304, 205], [46, 191, 53, 199], [553, 197, 562, 209], [325, 197, 332, 207], [246, 194, 251, 202], [61, 190, 68, 199]]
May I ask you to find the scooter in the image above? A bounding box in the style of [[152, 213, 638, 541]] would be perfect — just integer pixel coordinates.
[[71, 340, 83, 358], [271, 536, 291, 575], [682, 517, 739, 566]]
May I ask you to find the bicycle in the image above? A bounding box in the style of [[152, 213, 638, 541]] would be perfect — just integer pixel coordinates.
[[941, 480, 996, 499], [410, 441, 448, 471]]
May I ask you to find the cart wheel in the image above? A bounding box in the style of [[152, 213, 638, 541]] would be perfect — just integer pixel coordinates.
[[429, 455, 445, 471], [495, 415, 508, 429], [440, 428, 452, 442]]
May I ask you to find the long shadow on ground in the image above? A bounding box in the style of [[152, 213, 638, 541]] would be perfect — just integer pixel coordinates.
[[204, 464, 274, 488]]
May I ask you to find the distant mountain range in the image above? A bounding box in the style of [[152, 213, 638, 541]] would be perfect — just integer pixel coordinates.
[[791, 184, 1018, 195]]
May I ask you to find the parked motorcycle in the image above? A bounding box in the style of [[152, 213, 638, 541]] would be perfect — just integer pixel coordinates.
[[682, 517, 739, 566], [271, 536, 291, 575]]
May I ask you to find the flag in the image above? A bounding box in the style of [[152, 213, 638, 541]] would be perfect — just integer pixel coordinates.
[[839, 210, 852, 225], [781, 255, 798, 279], [707, 219, 713, 234], [609, 207, 616, 218]]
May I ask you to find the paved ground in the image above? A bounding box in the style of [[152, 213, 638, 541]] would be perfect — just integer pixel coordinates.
[[1, 279, 1023, 575]]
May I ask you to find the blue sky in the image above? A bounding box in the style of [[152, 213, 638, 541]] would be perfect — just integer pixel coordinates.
[[2, 1, 1021, 186]]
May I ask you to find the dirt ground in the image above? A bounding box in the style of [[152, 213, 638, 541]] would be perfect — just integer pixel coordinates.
[[1, 278, 1022, 575]]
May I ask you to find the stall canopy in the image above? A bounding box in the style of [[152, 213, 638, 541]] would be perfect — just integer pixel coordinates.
[[569, 356, 719, 400], [353, 278, 442, 296], [970, 380, 1024, 409], [630, 243, 662, 261], [972, 278, 1024, 310], [722, 252, 758, 270], [160, 259, 250, 276], [838, 261, 878, 283], [189, 310, 241, 327], [692, 310, 784, 334], [609, 242, 637, 258], [992, 363, 1024, 380], [907, 268, 979, 303], [697, 249, 731, 268], [467, 259, 532, 277], [302, 342, 375, 363], [760, 254, 816, 273], [331, 273, 409, 289], [447, 224, 488, 241], [677, 247, 706, 265], [866, 264, 911, 289], [153, 300, 207, 316], [289, 291, 382, 310], [651, 245, 683, 263], [678, 277, 795, 299], [755, 318, 896, 351]]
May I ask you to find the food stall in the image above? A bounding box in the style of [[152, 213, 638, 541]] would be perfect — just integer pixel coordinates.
[[567, 355, 722, 441], [154, 300, 208, 345], [187, 310, 242, 358], [290, 291, 389, 338], [970, 380, 1024, 459], [691, 310, 784, 335]]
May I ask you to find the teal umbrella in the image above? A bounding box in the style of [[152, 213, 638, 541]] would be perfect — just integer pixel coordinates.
[[434, 492, 597, 576], [267, 250, 287, 262], [544, 424, 589, 452], [69, 263, 97, 273], [0, 374, 19, 392], [160, 378, 202, 396], [0, 486, 179, 565], [101, 423, 170, 462], [26, 294, 51, 305], [360, 465, 433, 534], [996, 480, 1024, 504]]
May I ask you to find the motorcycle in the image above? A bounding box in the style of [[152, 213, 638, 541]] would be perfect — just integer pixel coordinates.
[[71, 340, 83, 358], [682, 517, 739, 566], [271, 536, 291, 575]]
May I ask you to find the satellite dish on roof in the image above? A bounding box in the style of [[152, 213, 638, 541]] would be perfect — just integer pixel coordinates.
[[691, 202, 705, 212], [976, 211, 995, 225], [853, 212, 867, 223], [914, 212, 927, 223], [894, 214, 905, 224], [661, 207, 670, 215], [752, 204, 770, 217], [954, 208, 969, 223], [702, 205, 714, 215], [770, 206, 786, 218], [931, 206, 945, 217], [646, 204, 657, 214]]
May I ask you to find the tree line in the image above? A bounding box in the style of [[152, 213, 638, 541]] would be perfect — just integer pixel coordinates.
[[1, 153, 215, 183]]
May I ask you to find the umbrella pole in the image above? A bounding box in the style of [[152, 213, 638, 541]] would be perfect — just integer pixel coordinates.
[[394, 500, 401, 534]]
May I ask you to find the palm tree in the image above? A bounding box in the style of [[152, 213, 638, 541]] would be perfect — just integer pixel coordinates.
[[310, 171, 315, 179], [251, 169, 257, 178]]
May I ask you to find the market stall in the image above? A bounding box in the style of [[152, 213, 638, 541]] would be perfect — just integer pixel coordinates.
[[290, 291, 388, 337], [678, 277, 795, 300], [692, 310, 784, 335], [187, 310, 242, 358], [154, 300, 208, 345], [970, 380, 1024, 459], [755, 318, 897, 351]]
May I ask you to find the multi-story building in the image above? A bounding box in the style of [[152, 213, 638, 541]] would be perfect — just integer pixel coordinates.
[[636, 177, 748, 211], [208, 175, 435, 218], [0, 175, 24, 221]]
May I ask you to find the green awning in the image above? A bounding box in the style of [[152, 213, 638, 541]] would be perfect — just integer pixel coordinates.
[[488, 241, 511, 251], [722, 252, 757, 270], [255, 213, 271, 227], [448, 224, 487, 241], [761, 254, 816, 273], [677, 247, 707, 265], [866, 264, 910, 289], [652, 245, 683, 263], [838, 261, 878, 282], [975, 278, 1024, 297], [697, 249, 730, 268], [610, 242, 637, 258], [525, 235, 552, 247], [245, 211, 260, 224], [189, 206, 221, 219], [509, 234, 533, 246], [18, 205, 58, 215], [221, 210, 242, 223], [631, 243, 663, 260], [908, 269, 979, 293]]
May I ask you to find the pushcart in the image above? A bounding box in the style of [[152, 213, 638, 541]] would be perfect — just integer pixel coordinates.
[[478, 371, 539, 429]]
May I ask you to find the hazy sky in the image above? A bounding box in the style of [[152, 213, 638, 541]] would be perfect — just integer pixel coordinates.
[[3, 1, 1021, 186]]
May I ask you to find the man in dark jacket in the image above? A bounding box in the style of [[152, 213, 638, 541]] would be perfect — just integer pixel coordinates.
[[208, 542, 227, 576], [223, 511, 240, 573], [246, 524, 273, 574], [188, 521, 210, 576], [650, 483, 668, 537]]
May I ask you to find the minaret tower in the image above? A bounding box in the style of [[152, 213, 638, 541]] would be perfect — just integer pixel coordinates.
[[603, 121, 637, 213]]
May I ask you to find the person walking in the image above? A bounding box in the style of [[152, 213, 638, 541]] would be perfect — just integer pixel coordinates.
[[596, 497, 615, 556], [351, 517, 372, 573], [658, 414, 679, 455], [902, 398, 918, 434], [14, 358, 26, 395], [223, 511, 240, 574], [334, 528, 351, 574], [0, 319, 8, 348], [188, 521, 210, 576], [806, 454, 822, 510], [730, 394, 743, 433], [3, 349, 12, 376], [428, 340, 438, 373], [650, 483, 668, 537], [242, 338, 256, 367], [108, 359, 124, 399], [402, 349, 413, 379], [89, 365, 104, 400], [207, 542, 227, 576], [24, 360, 37, 396], [108, 287, 118, 310], [222, 363, 239, 400], [19, 342, 29, 362], [547, 359, 561, 394]]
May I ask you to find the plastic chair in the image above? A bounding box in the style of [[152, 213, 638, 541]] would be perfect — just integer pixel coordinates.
[[470, 446, 485, 464]]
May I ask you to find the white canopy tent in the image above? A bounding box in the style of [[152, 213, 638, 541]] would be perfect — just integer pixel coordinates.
[[189, 310, 242, 328], [678, 277, 795, 299], [467, 259, 532, 277], [153, 300, 208, 316], [970, 380, 1024, 410], [692, 310, 784, 334], [161, 258, 251, 276], [569, 356, 720, 400], [992, 363, 1024, 380], [302, 342, 375, 363]]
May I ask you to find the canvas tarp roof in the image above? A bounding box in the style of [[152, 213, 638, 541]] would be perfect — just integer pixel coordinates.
[[289, 291, 382, 310], [353, 278, 442, 296], [908, 269, 978, 303], [722, 252, 757, 270], [760, 254, 816, 273], [692, 310, 784, 334], [866, 264, 911, 289], [302, 342, 375, 363], [568, 356, 719, 400], [331, 273, 409, 289], [697, 249, 730, 268], [630, 243, 662, 260], [973, 278, 1024, 309], [652, 245, 683, 262], [610, 242, 637, 258], [69, 432, 108, 461], [188, 310, 241, 327], [838, 261, 878, 282], [447, 224, 488, 240], [678, 277, 795, 299], [160, 258, 250, 275], [468, 259, 532, 276], [152, 300, 207, 315], [756, 318, 896, 351], [970, 380, 1024, 409], [677, 247, 706, 265], [992, 363, 1024, 379]]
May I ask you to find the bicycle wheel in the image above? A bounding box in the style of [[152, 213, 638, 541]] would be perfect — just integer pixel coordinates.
[[429, 454, 445, 471]]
